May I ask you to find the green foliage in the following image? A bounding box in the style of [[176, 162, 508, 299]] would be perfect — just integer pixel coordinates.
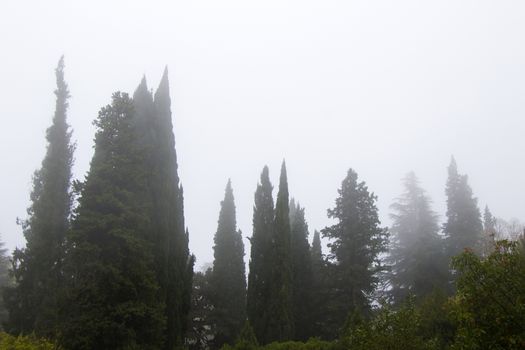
[[449, 240, 525, 349], [265, 162, 294, 342], [443, 157, 483, 259], [59, 92, 164, 350], [4, 57, 74, 337], [187, 270, 214, 350], [0, 236, 11, 329], [223, 337, 334, 350], [321, 168, 389, 338], [0, 332, 58, 350], [339, 301, 439, 350], [211, 180, 247, 346], [247, 166, 274, 343], [389, 172, 448, 302], [289, 200, 312, 341]]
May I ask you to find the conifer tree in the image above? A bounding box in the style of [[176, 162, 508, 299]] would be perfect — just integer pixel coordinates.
[[322, 168, 388, 334], [289, 199, 312, 341], [60, 92, 164, 350], [388, 172, 447, 302], [265, 161, 294, 342], [443, 157, 483, 258], [133, 71, 194, 348], [0, 235, 11, 328], [211, 180, 246, 346], [309, 230, 327, 338], [247, 166, 274, 343], [4, 57, 74, 336], [481, 206, 497, 256]]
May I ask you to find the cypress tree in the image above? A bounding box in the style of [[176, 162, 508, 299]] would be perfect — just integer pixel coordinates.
[[153, 69, 194, 349], [247, 166, 274, 343], [443, 157, 483, 258], [133, 70, 194, 348], [388, 172, 447, 303], [4, 56, 74, 336], [321, 168, 388, 333], [481, 206, 497, 256], [60, 92, 164, 349], [265, 161, 294, 342], [309, 230, 327, 338], [210, 180, 246, 346], [289, 199, 312, 341]]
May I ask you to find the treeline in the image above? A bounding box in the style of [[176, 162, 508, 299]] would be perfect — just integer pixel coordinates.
[[0, 58, 524, 350]]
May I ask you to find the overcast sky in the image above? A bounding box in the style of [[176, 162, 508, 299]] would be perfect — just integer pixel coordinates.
[[1, 0, 524, 269]]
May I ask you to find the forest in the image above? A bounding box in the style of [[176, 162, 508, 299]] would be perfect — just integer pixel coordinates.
[[0, 58, 523, 350]]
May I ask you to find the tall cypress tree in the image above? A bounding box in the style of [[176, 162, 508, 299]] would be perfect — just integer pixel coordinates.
[[60, 92, 164, 349], [265, 161, 294, 342], [133, 70, 194, 348], [247, 166, 274, 343], [388, 172, 447, 303], [4, 57, 74, 336], [481, 206, 497, 256], [309, 230, 327, 338], [322, 168, 388, 334], [443, 157, 483, 258], [210, 180, 246, 346], [153, 69, 194, 349], [289, 199, 312, 341]]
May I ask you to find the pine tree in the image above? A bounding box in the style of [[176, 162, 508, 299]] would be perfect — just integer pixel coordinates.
[[247, 166, 274, 343], [289, 199, 312, 341], [60, 92, 164, 350], [321, 168, 388, 334], [211, 180, 246, 346], [265, 161, 294, 342], [443, 157, 483, 258], [4, 57, 74, 336], [388, 172, 447, 303]]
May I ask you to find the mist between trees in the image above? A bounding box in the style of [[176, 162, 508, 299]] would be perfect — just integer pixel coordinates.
[[0, 58, 523, 350]]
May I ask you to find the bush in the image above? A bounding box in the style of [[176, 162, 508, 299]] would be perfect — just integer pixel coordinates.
[[0, 332, 58, 350]]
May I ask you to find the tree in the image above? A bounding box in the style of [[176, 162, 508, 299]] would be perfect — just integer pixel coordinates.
[[264, 161, 294, 342], [133, 71, 194, 348], [187, 269, 214, 350], [388, 172, 447, 302], [321, 168, 388, 335], [247, 166, 274, 343], [4, 57, 74, 337], [0, 235, 11, 328], [450, 240, 525, 349], [443, 157, 483, 258], [210, 180, 246, 347], [309, 230, 328, 339], [59, 92, 164, 350], [289, 199, 312, 341], [481, 206, 497, 256]]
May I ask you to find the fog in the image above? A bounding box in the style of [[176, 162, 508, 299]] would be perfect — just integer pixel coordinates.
[[1, 0, 524, 269]]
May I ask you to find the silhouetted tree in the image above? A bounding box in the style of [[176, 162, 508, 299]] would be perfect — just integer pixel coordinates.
[[389, 172, 447, 302], [4, 56, 74, 337], [210, 180, 246, 346], [322, 168, 388, 336]]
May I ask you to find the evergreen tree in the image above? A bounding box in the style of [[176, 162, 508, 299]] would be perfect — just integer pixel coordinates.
[[388, 172, 447, 303], [309, 230, 327, 338], [443, 157, 483, 258], [60, 92, 164, 350], [133, 70, 194, 348], [289, 199, 312, 341], [211, 180, 247, 346], [187, 269, 214, 350], [481, 206, 497, 256], [247, 166, 274, 343], [0, 235, 11, 328], [4, 57, 74, 336], [321, 168, 388, 335], [265, 161, 294, 342]]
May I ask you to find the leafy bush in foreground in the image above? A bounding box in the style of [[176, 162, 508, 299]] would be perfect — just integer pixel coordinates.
[[0, 332, 58, 350]]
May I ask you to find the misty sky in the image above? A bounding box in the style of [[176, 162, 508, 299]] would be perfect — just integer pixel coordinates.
[[1, 0, 524, 269]]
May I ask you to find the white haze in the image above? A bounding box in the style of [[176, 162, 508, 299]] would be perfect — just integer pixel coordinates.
[[0, 0, 524, 269]]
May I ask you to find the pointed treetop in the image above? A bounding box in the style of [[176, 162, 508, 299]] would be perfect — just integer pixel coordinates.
[[154, 66, 171, 109], [54, 55, 70, 101], [224, 178, 234, 201], [449, 156, 458, 175], [279, 160, 288, 189]]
